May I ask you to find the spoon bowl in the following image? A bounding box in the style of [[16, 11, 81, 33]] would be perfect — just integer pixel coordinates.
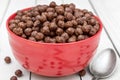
[[89, 48, 117, 80]]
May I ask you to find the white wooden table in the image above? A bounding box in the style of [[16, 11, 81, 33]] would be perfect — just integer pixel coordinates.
[[0, 0, 120, 80]]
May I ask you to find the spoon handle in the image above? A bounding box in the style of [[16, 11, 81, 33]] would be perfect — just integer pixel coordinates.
[[92, 77, 99, 80]]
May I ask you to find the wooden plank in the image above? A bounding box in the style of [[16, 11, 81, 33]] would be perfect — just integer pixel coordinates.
[[0, 0, 9, 26], [31, 73, 80, 80], [89, 0, 120, 55], [88, 0, 120, 80], [0, 0, 35, 80]]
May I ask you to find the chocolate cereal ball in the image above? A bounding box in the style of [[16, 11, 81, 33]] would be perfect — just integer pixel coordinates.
[[13, 27, 23, 36], [41, 26, 50, 35], [18, 22, 26, 29], [49, 22, 57, 31], [68, 35, 77, 43], [24, 28, 32, 36], [56, 15, 64, 21], [15, 69, 23, 77], [35, 32, 44, 40], [9, 23, 16, 30], [10, 76, 17, 80], [57, 20, 64, 28], [65, 12, 73, 21], [4, 56, 11, 64], [56, 36, 65, 43], [66, 27, 75, 35], [75, 27, 83, 35], [49, 1, 56, 7], [61, 32, 69, 40], [55, 6, 64, 15], [29, 36, 36, 41], [26, 20, 33, 27], [56, 28, 64, 36]]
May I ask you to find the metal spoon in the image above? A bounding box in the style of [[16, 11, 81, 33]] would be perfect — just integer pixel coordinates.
[[89, 48, 117, 80]]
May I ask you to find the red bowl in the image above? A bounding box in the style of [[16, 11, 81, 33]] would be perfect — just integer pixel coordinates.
[[6, 8, 102, 77]]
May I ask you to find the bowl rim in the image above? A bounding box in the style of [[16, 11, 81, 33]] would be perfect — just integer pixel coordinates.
[[6, 7, 103, 46]]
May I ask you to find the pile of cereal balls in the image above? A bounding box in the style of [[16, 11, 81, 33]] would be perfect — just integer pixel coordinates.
[[9, 1, 100, 43]]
